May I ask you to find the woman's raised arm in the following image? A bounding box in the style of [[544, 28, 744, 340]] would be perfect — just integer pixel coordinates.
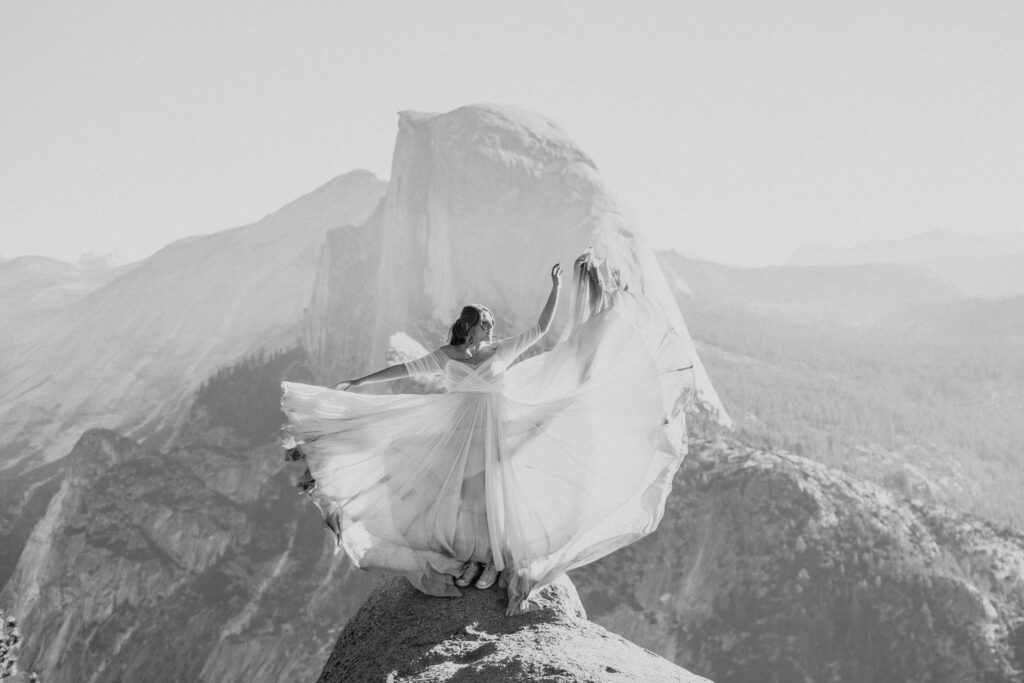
[[537, 263, 563, 333]]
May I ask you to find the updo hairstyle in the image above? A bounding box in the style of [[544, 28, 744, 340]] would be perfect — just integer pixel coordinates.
[[448, 304, 492, 345]]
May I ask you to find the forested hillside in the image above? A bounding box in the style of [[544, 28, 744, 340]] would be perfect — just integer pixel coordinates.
[[662, 252, 1024, 527]]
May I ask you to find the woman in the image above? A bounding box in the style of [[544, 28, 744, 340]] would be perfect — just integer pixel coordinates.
[[281, 253, 693, 614]]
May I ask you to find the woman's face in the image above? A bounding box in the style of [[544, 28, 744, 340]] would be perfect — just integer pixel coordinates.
[[468, 310, 495, 344]]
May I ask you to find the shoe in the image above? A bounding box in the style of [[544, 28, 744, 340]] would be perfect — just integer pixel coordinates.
[[455, 562, 481, 587], [475, 564, 499, 590]]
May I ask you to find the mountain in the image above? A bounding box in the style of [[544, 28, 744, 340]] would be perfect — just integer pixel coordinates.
[[303, 104, 724, 417], [1, 352, 378, 683], [7, 103, 1021, 682], [318, 575, 709, 682], [0, 256, 133, 387], [9, 365, 1024, 682], [789, 229, 1022, 266], [0, 170, 386, 475], [572, 434, 1024, 682], [0, 170, 385, 615], [1, 104, 721, 682], [659, 251, 961, 325], [789, 229, 1024, 297], [0, 255, 132, 322], [658, 250, 1024, 527]]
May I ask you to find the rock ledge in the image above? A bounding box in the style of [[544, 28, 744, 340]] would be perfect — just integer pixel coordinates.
[[318, 574, 711, 682]]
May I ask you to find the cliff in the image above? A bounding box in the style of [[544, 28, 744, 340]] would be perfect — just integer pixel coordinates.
[[302, 104, 724, 419], [6, 104, 1024, 683], [319, 574, 710, 682], [572, 435, 1024, 682], [1, 352, 378, 682], [0, 169, 386, 473], [8, 369, 1024, 681]]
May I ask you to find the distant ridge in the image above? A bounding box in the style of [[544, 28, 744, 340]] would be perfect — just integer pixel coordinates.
[[0, 169, 386, 473], [788, 230, 1024, 296], [658, 250, 962, 324]]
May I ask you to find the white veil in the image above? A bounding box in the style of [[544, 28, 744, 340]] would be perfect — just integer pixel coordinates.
[[495, 245, 697, 612]]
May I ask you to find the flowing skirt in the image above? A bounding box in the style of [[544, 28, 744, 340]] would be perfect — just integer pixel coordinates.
[[281, 294, 693, 613]]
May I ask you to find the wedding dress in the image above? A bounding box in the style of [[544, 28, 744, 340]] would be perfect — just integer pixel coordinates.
[[280, 256, 694, 614]]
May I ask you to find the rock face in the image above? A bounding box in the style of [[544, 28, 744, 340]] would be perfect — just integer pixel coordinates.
[[319, 574, 710, 682], [8, 350, 1024, 682], [572, 435, 1024, 682], [0, 169, 385, 473], [1, 103, 723, 681], [8, 104, 1024, 683], [0, 171, 386, 637], [1, 351, 379, 683], [303, 104, 724, 419]]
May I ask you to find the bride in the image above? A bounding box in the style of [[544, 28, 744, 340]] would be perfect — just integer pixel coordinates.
[[281, 250, 693, 614]]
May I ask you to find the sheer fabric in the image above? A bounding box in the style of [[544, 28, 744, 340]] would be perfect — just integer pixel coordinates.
[[281, 264, 694, 614]]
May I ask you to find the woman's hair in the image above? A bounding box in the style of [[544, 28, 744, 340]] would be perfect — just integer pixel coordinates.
[[448, 304, 492, 345]]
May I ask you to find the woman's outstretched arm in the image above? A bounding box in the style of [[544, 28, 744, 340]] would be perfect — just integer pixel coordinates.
[[537, 263, 563, 333], [335, 363, 410, 390]]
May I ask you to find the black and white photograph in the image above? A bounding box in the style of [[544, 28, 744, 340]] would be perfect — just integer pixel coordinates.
[[2, 2, 1023, 681]]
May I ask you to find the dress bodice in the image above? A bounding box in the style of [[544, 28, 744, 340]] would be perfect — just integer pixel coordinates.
[[443, 356, 509, 393], [405, 324, 543, 395]]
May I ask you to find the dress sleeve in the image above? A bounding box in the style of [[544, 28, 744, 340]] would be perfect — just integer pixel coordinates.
[[404, 348, 447, 382], [501, 324, 544, 362]]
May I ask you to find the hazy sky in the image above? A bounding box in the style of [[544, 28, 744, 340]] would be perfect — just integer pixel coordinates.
[[2, 1, 1022, 266]]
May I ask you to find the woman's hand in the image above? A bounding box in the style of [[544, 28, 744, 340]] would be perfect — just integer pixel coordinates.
[[335, 378, 361, 391], [538, 264, 563, 333]]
